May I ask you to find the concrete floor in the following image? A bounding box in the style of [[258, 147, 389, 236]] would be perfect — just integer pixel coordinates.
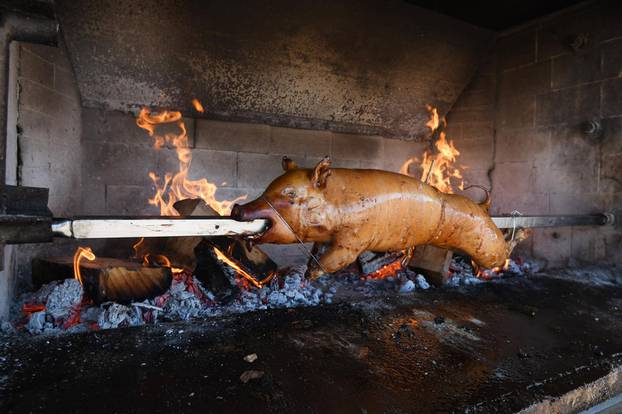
[[1, 273, 622, 413]]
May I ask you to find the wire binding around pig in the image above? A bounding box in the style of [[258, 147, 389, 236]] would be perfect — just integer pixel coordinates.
[[231, 156, 530, 279]]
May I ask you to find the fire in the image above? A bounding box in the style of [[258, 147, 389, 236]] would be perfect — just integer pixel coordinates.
[[135, 107, 246, 216], [476, 258, 512, 279], [400, 105, 464, 194], [73, 246, 95, 285], [212, 246, 274, 289], [362, 259, 404, 280], [192, 98, 205, 113]]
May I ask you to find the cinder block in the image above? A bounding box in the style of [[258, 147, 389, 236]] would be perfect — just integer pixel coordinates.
[[536, 5, 601, 61], [455, 138, 493, 170], [498, 61, 551, 100], [81, 141, 158, 186], [491, 162, 536, 199], [533, 163, 598, 195], [460, 122, 492, 141], [602, 38, 622, 78], [19, 46, 53, 87], [18, 136, 49, 168], [551, 48, 602, 89], [212, 187, 258, 209], [184, 149, 236, 187], [495, 127, 550, 164], [453, 89, 494, 109], [497, 30, 536, 70], [195, 119, 270, 153], [331, 133, 383, 161], [461, 169, 490, 190], [549, 192, 605, 215], [330, 159, 361, 169], [19, 166, 50, 189], [531, 227, 572, 269], [18, 79, 73, 119], [382, 139, 426, 173], [546, 125, 599, 169], [237, 153, 285, 189], [489, 190, 549, 216], [602, 117, 622, 155], [21, 43, 72, 71], [271, 127, 331, 157], [82, 108, 194, 147], [600, 153, 622, 193], [535, 83, 601, 126], [79, 182, 107, 215], [496, 94, 535, 128], [446, 107, 494, 124], [105, 184, 157, 215], [602, 78, 622, 118], [570, 226, 607, 265], [53, 67, 79, 100]]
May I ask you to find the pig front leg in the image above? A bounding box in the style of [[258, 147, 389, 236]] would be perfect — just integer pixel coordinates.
[[306, 240, 366, 280]]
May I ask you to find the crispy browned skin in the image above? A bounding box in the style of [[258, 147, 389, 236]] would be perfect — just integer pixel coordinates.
[[232, 157, 517, 278]]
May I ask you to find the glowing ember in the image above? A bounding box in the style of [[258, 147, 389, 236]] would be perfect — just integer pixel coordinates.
[[135, 107, 246, 216], [212, 246, 274, 289], [400, 105, 464, 194], [73, 246, 95, 285], [192, 98, 205, 113], [362, 259, 404, 280]]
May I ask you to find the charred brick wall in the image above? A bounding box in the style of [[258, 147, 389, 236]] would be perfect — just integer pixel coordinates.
[[448, 0, 622, 267]]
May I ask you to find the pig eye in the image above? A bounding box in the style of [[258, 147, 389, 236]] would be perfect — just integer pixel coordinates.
[[282, 188, 297, 199]]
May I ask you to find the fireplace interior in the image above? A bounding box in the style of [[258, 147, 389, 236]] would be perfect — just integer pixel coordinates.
[[1, 0, 622, 413]]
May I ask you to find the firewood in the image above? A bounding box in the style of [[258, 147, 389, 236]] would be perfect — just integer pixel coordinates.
[[31, 257, 172, 304], [409, 245, 453, 285]]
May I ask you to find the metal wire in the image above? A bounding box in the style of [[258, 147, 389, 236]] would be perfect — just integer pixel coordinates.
[[260, 196, 327, 274], [510, 210, 523, 242]]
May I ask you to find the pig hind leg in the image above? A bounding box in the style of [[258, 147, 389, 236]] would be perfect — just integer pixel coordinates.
[[306, 242, 365, 280]]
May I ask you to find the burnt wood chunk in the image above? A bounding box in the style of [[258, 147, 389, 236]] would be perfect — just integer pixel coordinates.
[[31, 257, 172, 304], [409, 245, 453, 286]]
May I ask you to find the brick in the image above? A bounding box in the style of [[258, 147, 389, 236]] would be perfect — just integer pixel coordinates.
[[446, 107, 494, 124], [498, 61, 551, 100], [382, 139, 426, 173], [19, 166, 50, 188], [331, 133, 383, 161], [195, 119, 270, 153], [19, 107, 80, 147], [80, 181, 107, 215], [600, 153, 622, 193], [453, 89, 493, 109], [495, 127, 550, 164], [535, 83, 601, 126], [213, 187, 257, 208], [237, 153, 286, 189], [105, 185, 156, 215], [531, 227, 572, 269], [497, 30, 536, 70], [81, 141, 158, 186], [19, 47, 53, 87], [603, 38, 622, 78], [549, 192, 606, 215], [551, 48, 602, 89], [271, 127, 331, 157], [183, 149, 236, 187], [461, 169, 490, 190], [496, 94, 535, 128], [602, 78, 622, 118]]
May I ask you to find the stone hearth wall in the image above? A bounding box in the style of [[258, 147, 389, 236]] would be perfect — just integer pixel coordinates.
[[447, 0, 622, 267], [80, 108, 426, 265]]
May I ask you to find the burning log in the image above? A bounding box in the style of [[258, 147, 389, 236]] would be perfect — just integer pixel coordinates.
[[31, 257, 172, 304]]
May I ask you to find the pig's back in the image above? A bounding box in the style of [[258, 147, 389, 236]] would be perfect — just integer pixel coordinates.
[[325, 169, 445, 250]]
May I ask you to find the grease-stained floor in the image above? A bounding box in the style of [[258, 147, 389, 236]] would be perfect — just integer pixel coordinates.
[[2, 273, 622, 413]]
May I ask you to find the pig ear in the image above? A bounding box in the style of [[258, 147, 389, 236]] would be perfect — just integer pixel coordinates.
[[282, 156, 298, 171], [311, 156, 332, 188]]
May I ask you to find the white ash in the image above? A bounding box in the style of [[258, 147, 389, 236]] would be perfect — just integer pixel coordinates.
[[97, 303, 143, 330], [45, 279, 83, 322]]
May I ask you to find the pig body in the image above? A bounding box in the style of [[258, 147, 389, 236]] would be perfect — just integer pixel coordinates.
[[232, 157, 522, 278]]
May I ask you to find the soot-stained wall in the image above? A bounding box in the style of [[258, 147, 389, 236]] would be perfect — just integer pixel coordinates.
[[446, 0, 622, 267], [55, 0, 492, 139]]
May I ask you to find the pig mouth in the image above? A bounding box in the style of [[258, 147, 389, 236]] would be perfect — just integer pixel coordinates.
[[230, 203, 274, 240]]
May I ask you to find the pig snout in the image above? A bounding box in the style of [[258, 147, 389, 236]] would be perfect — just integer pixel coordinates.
[[231, 201, 271, 222]]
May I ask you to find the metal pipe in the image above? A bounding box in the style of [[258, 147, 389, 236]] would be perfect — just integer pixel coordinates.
[[491, 213, 614, 229]]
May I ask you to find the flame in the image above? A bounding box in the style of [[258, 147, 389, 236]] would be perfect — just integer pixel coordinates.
[[476, 259, 512, 279], [362, 259, 404, 280], [73, 247, 96, 285], [212, 246, 274, 289], [400, 105, 464, 194], [192, 98, 205, 113], [136, 107, 246, 216]]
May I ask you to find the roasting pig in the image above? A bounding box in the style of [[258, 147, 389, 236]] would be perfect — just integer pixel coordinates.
[[231, 156, 527, 279]]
